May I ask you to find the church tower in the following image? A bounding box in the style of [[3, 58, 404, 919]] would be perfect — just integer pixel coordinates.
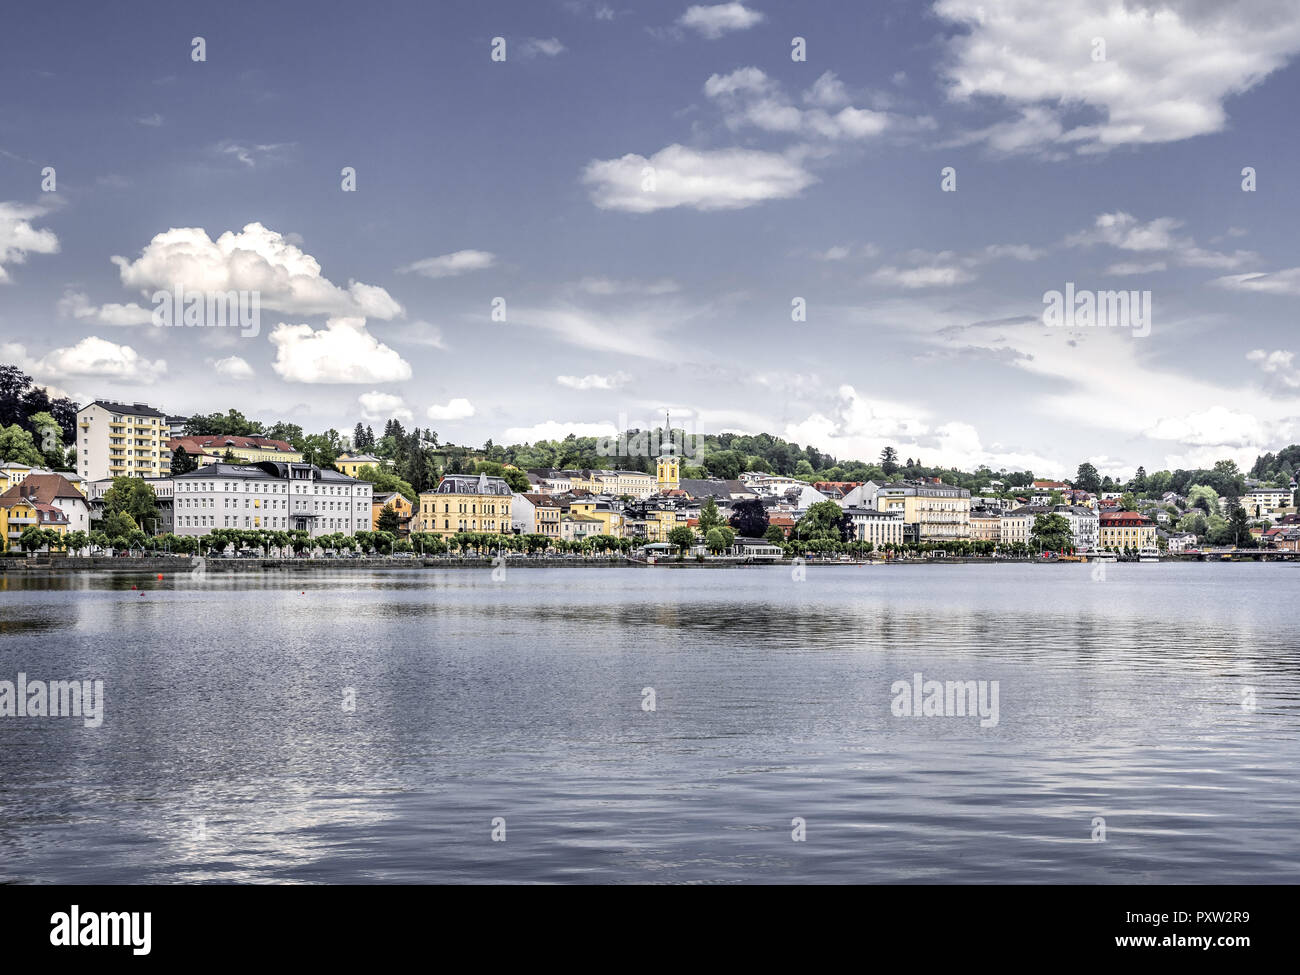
[[656, 411, 680, 492]]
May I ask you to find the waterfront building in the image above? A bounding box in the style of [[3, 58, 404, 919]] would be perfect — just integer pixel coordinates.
[[372, 492, 414, 533], [173, 462, 372, 537], [511, 493, 562, 537], [416, 472, 512, 536], [76, 400, 170, 482], [969, 507, 1002, 542], [1056, 504, 1099, 552], [86, 476, 174, 534], [842, 507, 905, 548], [0, 495, 68, 551], [1000, 505, 1047, 547], [1099, 511, 1157, 551], [876, 478, 971, 542], [565, 498, 625, 537], [561, 513, 603, 541]]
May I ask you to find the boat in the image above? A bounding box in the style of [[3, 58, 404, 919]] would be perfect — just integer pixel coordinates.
[[1090, 553, 1118, 563], [1138, 546, 1160, 562]]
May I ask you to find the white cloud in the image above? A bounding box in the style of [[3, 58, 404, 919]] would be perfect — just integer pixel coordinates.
[[705, 67, 894, 140], [427, 398, 476, 421], [519, 37, 566, 57], [1144, 406, 1269, 449], [1214, 267, 1300, 296], [396, 249, 496, 279], [871, 264, 976, 289], [1247, 349, 1300, 389], [937, 0, 1300, 154], [1067, 212, 1259, 269], [358, 390, 414, 423], [388, 319, 447, 348], [212, 356, 255, 381], [57, 289, 153, 326], [784, 384, 1061, 474], [556, 372, 629, 390], [215, 140, 293, 168], [136, 113, 163, 127], [583, 143, 815, 212], [6, 336, 167, 383], [503, 420, 618, 442], [0, 201, 59, 283], [112, 222, 403, 319], [677, 3, 764, 39], [270, 317, 412, 383], [804, 71, 849, 108]]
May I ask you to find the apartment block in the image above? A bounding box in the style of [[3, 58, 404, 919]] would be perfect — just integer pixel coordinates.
[[76, 400, 169, 482], [173, 462, 372, 537]]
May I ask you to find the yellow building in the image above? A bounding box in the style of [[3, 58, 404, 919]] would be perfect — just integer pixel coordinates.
[[335, 453, 385, 478], [169, 434, 303, 466], [656, 415, 680, 492], [1099, 512, 1156, 550], [372, 492, 414, 533], [0, 497, 68, 551], [643, 508, 689, 542], [565, 500, 624, 537], [876, 480, 972, 541], [416, 473, 512, 536]]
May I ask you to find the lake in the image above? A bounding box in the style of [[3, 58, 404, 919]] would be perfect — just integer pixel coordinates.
[[1, 562, 1297, 884]]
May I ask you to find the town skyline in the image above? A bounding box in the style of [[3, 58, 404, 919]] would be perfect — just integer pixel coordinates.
[[4, 1, 1300, 483]]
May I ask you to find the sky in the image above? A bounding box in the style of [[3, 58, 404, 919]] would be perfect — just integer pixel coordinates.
[[2, 0, 1300, 479]]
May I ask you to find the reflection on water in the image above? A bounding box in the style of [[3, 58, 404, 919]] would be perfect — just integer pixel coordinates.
[[0, 563, 1297, 883]]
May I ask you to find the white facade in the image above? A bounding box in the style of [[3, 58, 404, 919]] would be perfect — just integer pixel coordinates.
[[843, 507, 905, 548], [173, 462, 372, 536], [1058, 505, 1099, 552]]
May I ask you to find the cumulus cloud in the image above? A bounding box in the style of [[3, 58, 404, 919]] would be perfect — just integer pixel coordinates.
[[936, 0, 1300, 154], [111, 222, 403, 320], [427, 398, 476, 421], [212, 356, 255, 381], [270, 317, 412, 383], [677, 3, 764, 39], [0, 201, 60, 283], [1144, 406, 1269, 448], [5, 336, 166, 383], [57, 289, 153, 326], [503, 420, 619, 442], [871, 264, 976, 289], [1247, 349, 1300, 389], [359, 390, 414, 423], [556, 372, 629, 390], [583, 143, 814, 212], [396, 249, 496, 279], [704, 67, 896, 140]]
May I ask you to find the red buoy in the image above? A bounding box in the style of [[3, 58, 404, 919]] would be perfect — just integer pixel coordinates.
[[156, 573, 163, 580]]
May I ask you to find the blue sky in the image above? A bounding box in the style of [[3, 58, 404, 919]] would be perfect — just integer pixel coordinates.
[[3, 0, 1299, 478]]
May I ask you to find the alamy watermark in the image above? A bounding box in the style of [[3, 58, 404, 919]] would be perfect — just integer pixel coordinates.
[[891, 671, 999, 728], [151, 282, 261, 337], [1043, 282, 1151, 338], [0, 673, 104, 727]]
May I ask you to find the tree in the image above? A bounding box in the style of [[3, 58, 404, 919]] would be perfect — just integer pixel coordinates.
[[474, 462, 529, 493], [0, 424, 44, 465], [1029, 513, 1073, 552], [796, 500, 850, 542], [705, 527, 726, 553], [184, 409, 263, 437], [171, 446, 198, 475], [764, 524, 786, 545], [667, 525, 695, 555], [103, 510, 138, 544], [880, 446, 899, 476], [103, 477, 161, 531], [1074, 462, 1101, 494], [728, 498, 769, 538], [1228, 505, 1253, 548], [355, 465, 417, 504], [698, 497, 723, 533], [376, 504, 402, 534]]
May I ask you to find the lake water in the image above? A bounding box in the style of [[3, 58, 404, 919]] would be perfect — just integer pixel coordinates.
[[1, 563, 1297, 884]]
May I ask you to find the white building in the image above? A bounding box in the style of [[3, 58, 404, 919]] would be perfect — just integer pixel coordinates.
[[740, 472, 813, 497], [1057, 504, 1099, 552], [172, 462, 372, 537], [1244, 487, 1290, 518], [842, 507, 905, 548], [76, 400, 170, 482], [838, 481, 882, 510]]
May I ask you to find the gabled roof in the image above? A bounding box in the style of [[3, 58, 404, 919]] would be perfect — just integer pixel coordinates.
[[0, 473, 85, 505]]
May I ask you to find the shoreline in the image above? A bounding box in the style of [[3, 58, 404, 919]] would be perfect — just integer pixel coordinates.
[[2, 553, 1294, 574]]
